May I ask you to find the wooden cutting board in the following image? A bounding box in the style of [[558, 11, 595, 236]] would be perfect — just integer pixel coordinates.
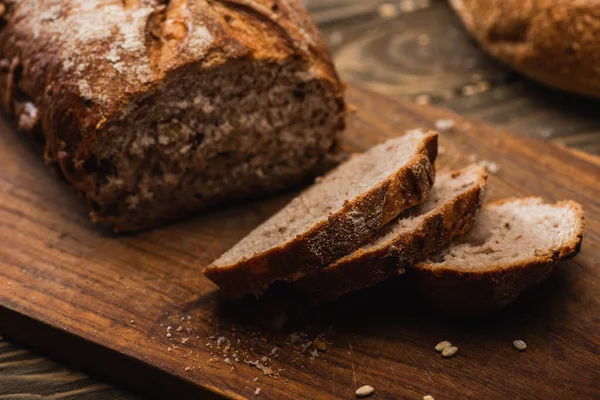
[[1, 85, 599, 400]]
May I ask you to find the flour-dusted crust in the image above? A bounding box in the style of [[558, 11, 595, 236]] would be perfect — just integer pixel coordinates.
[[412, 197, 585, 315], [294, 165, 488, 302], [204, 131, 438, 298], [0, 0, 345, 231], [450, 0, 600, 98]]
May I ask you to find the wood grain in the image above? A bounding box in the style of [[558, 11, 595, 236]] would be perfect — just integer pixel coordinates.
[[1, 83, 599, 399], [0, 336, 137, 399], [2, 0, 600, 398]]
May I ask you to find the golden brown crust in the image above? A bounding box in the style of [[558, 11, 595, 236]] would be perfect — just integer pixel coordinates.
[[0, 0, 344, 230], [294, 166, 488, 302], [203, 134, 438, 298], [410, 198, 585, 316], [450, 0, 600, 98]]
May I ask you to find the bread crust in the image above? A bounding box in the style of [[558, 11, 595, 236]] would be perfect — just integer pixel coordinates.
[[294, 166, 488, 302], [204, 133, 438, 298], [0, 0, 344, 230], [411, 197, 585, 315], [450, 0, 600, 98]]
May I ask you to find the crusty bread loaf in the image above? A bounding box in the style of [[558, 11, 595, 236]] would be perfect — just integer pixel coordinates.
[[204, 130, 438, 297], [0, 0, 345, 231], [412, 197, 584, 315], [294, 165, 488, 302], [450, 0, 600, 98]]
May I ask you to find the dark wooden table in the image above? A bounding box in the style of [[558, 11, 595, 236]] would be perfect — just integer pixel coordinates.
[[2, 1, 599, 398]]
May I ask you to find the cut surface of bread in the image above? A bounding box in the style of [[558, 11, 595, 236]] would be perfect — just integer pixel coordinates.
[[204, 130, 438, 297], [294, 164, 488, 302], [412, 197, 585, 314]]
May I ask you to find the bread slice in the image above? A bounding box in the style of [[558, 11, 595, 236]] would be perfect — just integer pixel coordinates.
[[412, 198, 585, 315], [204, 130, 438, 297], [294, 165, 488, 302]]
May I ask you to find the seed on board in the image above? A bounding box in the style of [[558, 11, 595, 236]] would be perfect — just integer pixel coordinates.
[[423, 395, 436, 400], [513, 340, 527, 351], [442, 346, 458, 358], [356, 385, 375, 398], [435, 341, 452, 352]]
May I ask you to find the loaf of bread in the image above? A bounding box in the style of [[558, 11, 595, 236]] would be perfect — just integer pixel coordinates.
[[204, 130, 438, 297], [450, 0, 600, 98], [0, 0, 345, 231], [412, 197, 584, 315]]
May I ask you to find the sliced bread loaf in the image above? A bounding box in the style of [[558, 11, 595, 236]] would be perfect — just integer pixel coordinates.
[[1, 0, 345, 231], [294, 165, 488, 301], [412, 198, 585, 315], [204, 130, 438, 297]]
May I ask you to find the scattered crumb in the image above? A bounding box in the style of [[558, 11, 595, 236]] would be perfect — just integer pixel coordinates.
[[477, 159, 500, 174], [208, 356, 219, 363], [217, 336, 227, 347], [377, 3, 398, 19], [414, 94, 431, 105], [176, 326, 183, 332], [313, 337, 329, 352], [301, 341, 312, 350], [476, 80, 490, 92], [254, 387, 261, 396], [167, 347, 172, 352], [417, 34, 430, 46], [181, 337, 189, 344], [462, 85, 477, 97], [310, 349, 319, 360], [288, 333, 301, 344], [184, 366, 192, 371], [540, 128, 554, 139], [434, 118, 455, 132], [244, 360, 279, 377], [130, 319, 134, 324], [253, 377, 259, 382], [399, 0, 416, 12], [270, 347, 279, 356], [166, 332, 172, 338]]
